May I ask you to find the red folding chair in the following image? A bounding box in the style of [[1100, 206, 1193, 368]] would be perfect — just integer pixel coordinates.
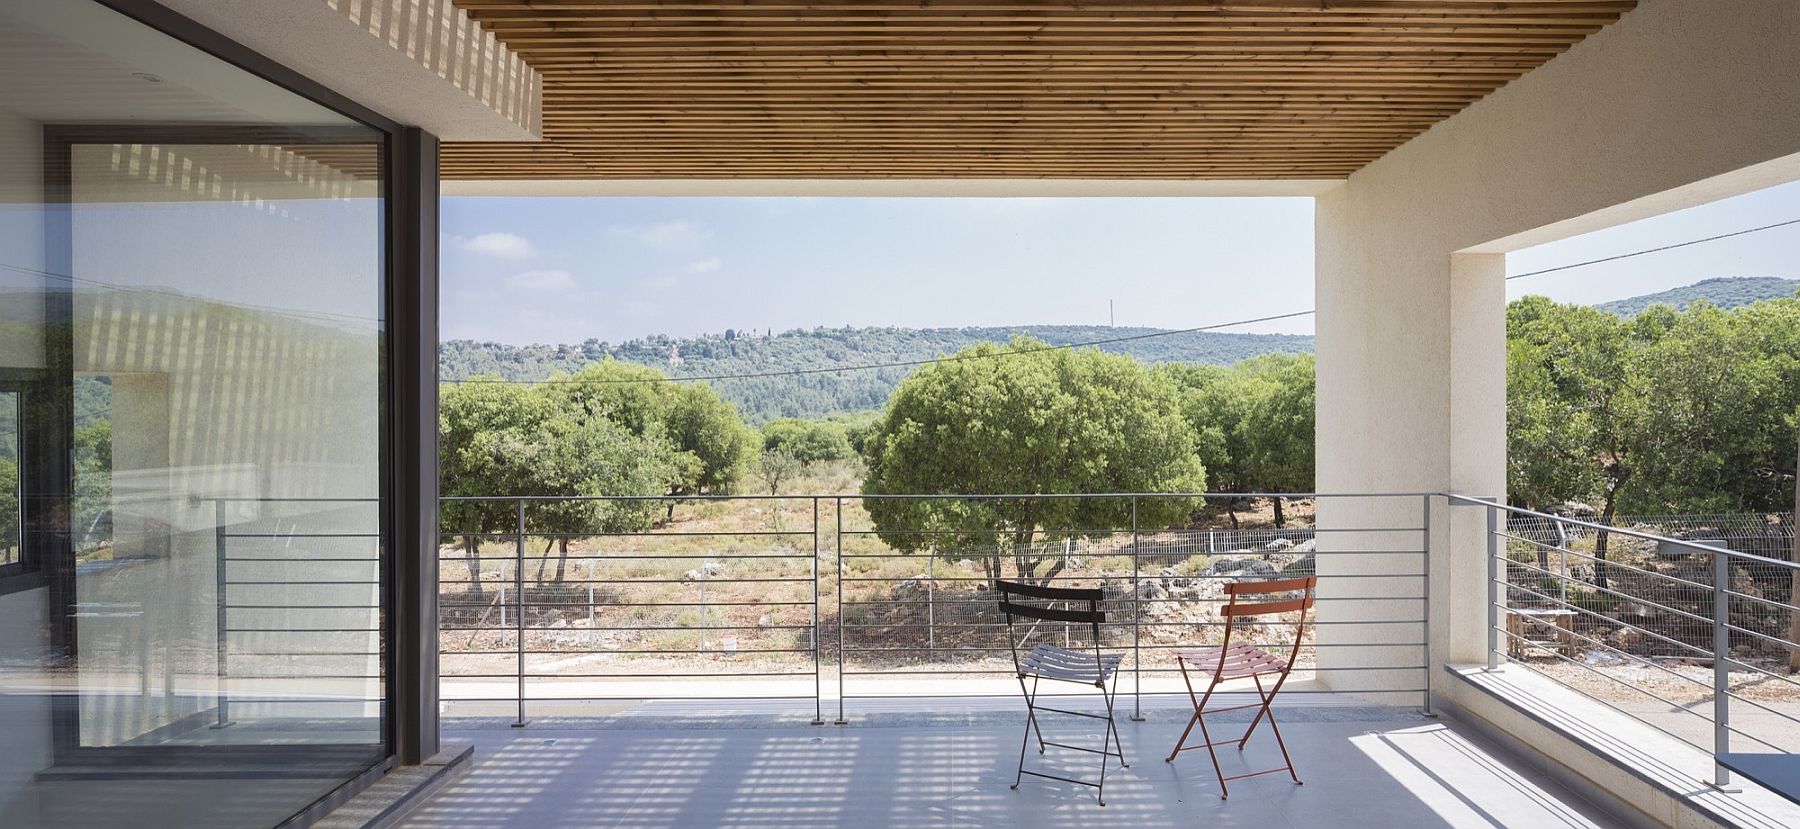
[[1165, 575, 1317, 799]]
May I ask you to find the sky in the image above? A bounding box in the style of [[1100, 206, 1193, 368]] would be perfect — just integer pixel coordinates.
[[440, 180, 1800, 347]]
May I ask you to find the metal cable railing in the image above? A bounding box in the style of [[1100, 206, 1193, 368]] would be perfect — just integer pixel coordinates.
[[438, 494, 825, 725], [1456, 495, 1800, 789], [430, 492, 1430, 726]]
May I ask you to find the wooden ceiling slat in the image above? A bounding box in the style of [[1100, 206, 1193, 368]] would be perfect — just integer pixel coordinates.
[[443, 0, 1634, 180]]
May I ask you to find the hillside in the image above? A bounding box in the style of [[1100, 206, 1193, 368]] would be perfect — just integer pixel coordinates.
[[441, 325, 1314, 422], [441, 277, 1799, 422], [1595, 276, 1798, 317]]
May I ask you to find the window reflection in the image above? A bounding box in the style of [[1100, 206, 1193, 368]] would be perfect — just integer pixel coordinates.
[[0, 1, 391, 826]]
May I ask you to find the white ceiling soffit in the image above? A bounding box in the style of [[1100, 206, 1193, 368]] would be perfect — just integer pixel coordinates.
[[155, 0, 541, 141], [441, 179, 1342, 198]]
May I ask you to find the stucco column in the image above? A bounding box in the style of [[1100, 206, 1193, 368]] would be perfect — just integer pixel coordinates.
[[1447, 253, 1508, 666], [1312, 192, 1506, 699]]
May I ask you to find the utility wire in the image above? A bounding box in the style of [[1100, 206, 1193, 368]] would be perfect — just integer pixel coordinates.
[[456, 214, 1800, 387], [1505, 217, 1800, 281], [11, 211, 1790, 387], [452, 309, 1318, 386]]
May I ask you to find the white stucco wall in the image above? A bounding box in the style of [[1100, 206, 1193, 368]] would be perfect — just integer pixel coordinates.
[[1314, 0, 1800, 692]]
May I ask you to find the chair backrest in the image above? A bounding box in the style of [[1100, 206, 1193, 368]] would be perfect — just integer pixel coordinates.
[[995, 580, 1107, 674], [996, 580, 1106, 625], [1218, 576, 1317, 672], [1220, 576, 1317, 618]]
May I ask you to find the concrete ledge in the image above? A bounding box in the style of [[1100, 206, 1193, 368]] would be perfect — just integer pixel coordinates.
[[312, 744, 473, 829], [1442, 664, 1800, 829]]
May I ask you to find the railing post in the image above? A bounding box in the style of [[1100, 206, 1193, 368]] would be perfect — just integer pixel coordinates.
[[512, 498, 527, 728], [927, 554, 936, 656], [812, 497, 823, 725], [1486, 500, 1500, 672], [1713, 548, 1731, 787], [212, 499, 233, 729], [835, 496, 847, 725], [1421, 494, 1434, 717], [1131, 495, 1143, 721]]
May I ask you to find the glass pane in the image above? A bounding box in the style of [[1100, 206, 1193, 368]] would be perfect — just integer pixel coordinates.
[[0, 391, 16, 565], [0, 0, 389, 826]]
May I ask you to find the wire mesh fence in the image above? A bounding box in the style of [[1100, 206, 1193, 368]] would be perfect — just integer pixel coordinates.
[[430, 493, 1429, 724], [1482, 499, 1800, 784]]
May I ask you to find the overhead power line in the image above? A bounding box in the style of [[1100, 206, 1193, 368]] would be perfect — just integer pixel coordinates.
[[452, 310, 1318, 386], [1506, 217, 1800, 281], [453, 214, 1800, 388]]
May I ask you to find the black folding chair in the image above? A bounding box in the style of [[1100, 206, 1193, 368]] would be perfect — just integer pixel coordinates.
[[997, 580, 1128, 805]]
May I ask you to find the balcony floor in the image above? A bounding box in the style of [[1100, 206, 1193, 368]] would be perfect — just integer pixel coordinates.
[[402, 700, 1630, 828]]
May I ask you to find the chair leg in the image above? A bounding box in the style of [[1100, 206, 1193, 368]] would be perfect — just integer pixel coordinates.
[[1239, 673, 1270, 749], [1011, 675, 1037, 790], [1260, 687, 1302, 785], [1194, 699, 1231, 799], [1241, 672, 1303, 785], [1028, 676, 1046, 754], [1166, 657, 1203, 762]]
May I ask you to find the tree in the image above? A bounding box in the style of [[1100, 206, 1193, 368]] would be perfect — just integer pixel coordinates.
[[0, 457, 17, 562], [749, 448, 803, 496], [1160, 355, 1314, 526], [664, 383, 757, 495], [862, 338, 1205, 586], [761, 418, 854, 464], [545, 360, 755, 499], [1505, 296, 1646, 589], [441, 376, 685, 587], [1237, 354, 1316, 527], [440, 378, 536, 594]]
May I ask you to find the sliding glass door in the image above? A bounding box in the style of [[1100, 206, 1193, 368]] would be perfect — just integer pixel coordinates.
[[0, 1, 393, 825]]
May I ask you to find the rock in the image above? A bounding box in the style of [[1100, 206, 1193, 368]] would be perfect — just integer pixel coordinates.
[[1265, 538, 1295, 552], [892, 574, 935, 599], [1292, 538, 1317, 554], [1139, 581, 1168, 601], [1282, 554, 1316, 577], [956, 559, 976, 569], [683, 561, 727, 581], [1200, 558, 1280, 581], [1552, 502, 1598, 519]]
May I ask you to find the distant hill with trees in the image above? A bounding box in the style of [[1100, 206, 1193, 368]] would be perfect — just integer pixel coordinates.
[[440, 325, 1314, 422], [439, 277, 1800, 422], [1595, 276, 1798, 317]]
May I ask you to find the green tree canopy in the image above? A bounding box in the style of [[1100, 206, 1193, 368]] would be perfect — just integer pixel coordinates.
[[440, 375, 685, 584], [862, 338, 1205, 584], [543, 360, 755, 496], [1159, 353, 1315, 525], [761, 418, 855, 464]]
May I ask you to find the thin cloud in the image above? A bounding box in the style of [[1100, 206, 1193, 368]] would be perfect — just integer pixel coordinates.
[[451, 232, 537, 260], [685, 257, 723, 273], [506, 269, 575, 291], [605, 219, 704, 247]]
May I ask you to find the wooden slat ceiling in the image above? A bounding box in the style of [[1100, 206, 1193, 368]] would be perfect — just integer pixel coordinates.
[[442, 0, 1635, 181]]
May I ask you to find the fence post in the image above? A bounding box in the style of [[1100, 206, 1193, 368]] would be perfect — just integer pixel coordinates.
[[927, 554, 936, 656], [1713, 548, 1731, 787], [700, 553, 710, 653], [812, 497, 823, 725], [1486, 500, 1500, 672], [835, 497, 847, 725], [512, 498, 527, 728], [213, 500, 233, 729], [1131, 495, 1144, 721]]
